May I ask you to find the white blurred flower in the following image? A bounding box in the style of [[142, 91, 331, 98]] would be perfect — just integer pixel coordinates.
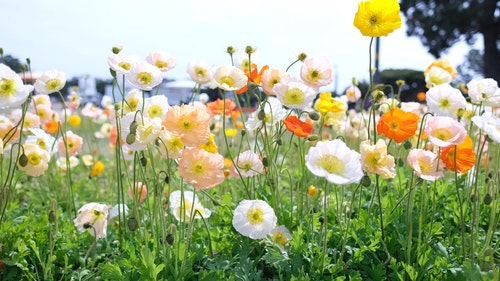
[[107, 53, 139, 75], [425, 66, 452, 87], [273, 77, 317, 110], [187, 61, 214, 85], [34, 70, 66, 95], [126, 61, 163, 91], [169, 190, 211, 222], [467, 78, 500, 106], [425, 84, 466, 118], [17, 142, 50, 177], [0, 63, 33, 111], [73, 203, 109, 239], [212, 65, 247, 91], [146, 52, 177, 72]]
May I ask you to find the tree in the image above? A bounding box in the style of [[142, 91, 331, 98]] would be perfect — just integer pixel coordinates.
[[0, 54, 26, 73], [399, 0, 500, 83]]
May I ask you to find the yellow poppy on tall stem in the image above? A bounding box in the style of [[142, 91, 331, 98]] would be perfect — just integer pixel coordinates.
[[353, 0, 402, 37]]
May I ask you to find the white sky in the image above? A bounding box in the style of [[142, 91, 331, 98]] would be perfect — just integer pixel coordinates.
[[1, 0, 477, 93]]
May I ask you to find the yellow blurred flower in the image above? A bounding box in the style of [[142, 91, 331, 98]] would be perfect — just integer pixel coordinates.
[[199, 134, 218, 153], [68, 115, 81, 127], [225, 128, 238, 137], [89, 161, 105, 178], [353, 0, 402, 37]]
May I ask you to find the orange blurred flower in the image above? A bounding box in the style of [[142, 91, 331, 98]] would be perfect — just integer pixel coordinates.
[[89, 161, 105, 178], [417, 91, 426, 102], [236, 64, 269, 94], [283, 115, 313, 138], [206, 98, 237, 116], [440, 135, 476, 174], [307, 185, 317, 197], [45, 120, 59, 134], [377, 107, 420, 143]]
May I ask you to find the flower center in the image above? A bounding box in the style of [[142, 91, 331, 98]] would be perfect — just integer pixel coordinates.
[[148, 105, 163, 118], [389, 121, 399, 131], [272, 231, 287, 246], [28, 152, 42, 165], [283, 88, 305, 105], [155, 60, 168, 69], [418, 159, 431, 174], [195, 67, 207, 77], [136, 72, 153, 85], [306, 69, 321, 82], [247, 207, 264, 225], [191, 160, 206, 175], [45, 79, 63, 92], [219, 76, 235, 88], [317, 155, 344, 175], [118, 62, 131, 71], [432, 128, 452, 141], [438, 98, 450, 108], [0, 78, 16, 97]]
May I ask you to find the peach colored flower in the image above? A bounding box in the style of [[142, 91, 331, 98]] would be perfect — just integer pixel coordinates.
[[163, 104, 211, 147], [424, 58, 457, 80], [17, 142, 50, 177], [360, 139, 396, 179], [206, 98, 237, 116], [73, 203, 109, 239], [300, 56, 333, 89], [345, 85, 362, 103], [128, 182, 148, 203], [57, 130, 83, 157], [425, 116, 466, 148], [261, 68, 290, 95], [34, 103, 55, 125], [0, 117, 20, 144], [178, 147, 224, 189], [407, 149, 444, 181], [146, 51, 176, 72]]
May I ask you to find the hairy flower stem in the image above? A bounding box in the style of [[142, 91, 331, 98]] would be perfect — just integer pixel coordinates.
[[320, 180, 329, 274], [470, 136, 488, 261], [375, 175, 391, 264]]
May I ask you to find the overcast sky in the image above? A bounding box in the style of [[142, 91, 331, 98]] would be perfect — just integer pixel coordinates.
[[1, 0, 477, 93]]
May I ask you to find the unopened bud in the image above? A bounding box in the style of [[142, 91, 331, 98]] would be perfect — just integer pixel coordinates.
[[307, 135, 319, 142], [308, 111, 320, 121], [109, 68, 117, 78], [111, 45, 123, 54], [127, 217, 139, 231], [361, 175, 371, 187], [140, 156, 147, 167], [403, 140, 412, 150], [125, 133, 136, 145], [129, 121, 138, 134], [166, 233, 174, 245], [245, 46, 256, 55], [18, 153, 28, 167], [262, 157, 269, 167], [297, 52, 307, 61], [226, 46, 236, 54], [257, 109, 266, 121], [483, 193, 493, 205]]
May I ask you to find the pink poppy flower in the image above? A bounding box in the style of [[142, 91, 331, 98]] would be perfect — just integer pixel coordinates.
[[57, 130, 83, 157], [128, 182, 148, 203], [407, 149, 444, 181], [299, 56, 333, 89], [425, 116, 466, 147], [178, 147, 225, 189]]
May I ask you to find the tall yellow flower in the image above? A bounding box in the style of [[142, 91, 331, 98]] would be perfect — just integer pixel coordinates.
[[353, 0, 402, 37]]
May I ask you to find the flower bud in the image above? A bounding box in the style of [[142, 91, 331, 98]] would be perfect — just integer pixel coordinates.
[[297, 52, 307, 61], [403, 140, 412, 150], [166, 233, 174, 245], [109, 68, 117, 78], [307, 135, 319, 142], [257, 109, 266, 121], [127, 217, 139, 231], [125, 133, 136, 145], [361, 175, 371, 187], [262, 157, 269, 167], [48, 210, 57, 223], [18, 153, 28, 167], [140, 156, 147, 167], [483, 193, 493, 205], [226, 46, 236, 54], [129, 121, 138, 135], [111, 45, 123, 54], [245, 46, 256, 55], [308, 111, 320, 121]]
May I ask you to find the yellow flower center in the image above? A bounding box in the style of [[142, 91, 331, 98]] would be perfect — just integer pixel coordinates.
[[127, 98, 139, 112], [155, 60, 168, 69], [28, 152, 42, 166], [118, 62, 131, 71], [136, 72, 153, 85], [191, 160, 206, 175], [181, 120, 193, 131], [168, 136, 184, 151], [432, 128, 452, 141], [37, 139, 47, 150], [317, 155, 344, 175], [366, 152, 381, 168], [0, 78, 16, 97], [247, 207, 264, 225], [439, 98, 450, 108], [219, 76, 235, 88], [418, 159, 431, 174], [283, 88, 305, 105], [272, 231, 287, 246], [389, 121, 399, 131], [195, 67, 207, 77], [45, 79, 63, 92], [148, 105, 163, 118], [369, 15, 379, 26], [306, 69, 321, 82]]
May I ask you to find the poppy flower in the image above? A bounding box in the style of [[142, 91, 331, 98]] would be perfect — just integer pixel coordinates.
[[353, 0, 402, 37], [440, 135, 476, 174], [377, 107, 420, 143], [45, 120, 59, 134], [283, 115, 313, 138], [236, 64, 269, 94]]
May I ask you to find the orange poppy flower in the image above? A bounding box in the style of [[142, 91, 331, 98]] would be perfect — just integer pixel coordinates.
[[236, 64, 269, 94], [377, 107, 420, 143], [440, 135, 476, 174], [283, 115, 313, 138], [45, 120, 59, 134], [206, 98, 237, 116]]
